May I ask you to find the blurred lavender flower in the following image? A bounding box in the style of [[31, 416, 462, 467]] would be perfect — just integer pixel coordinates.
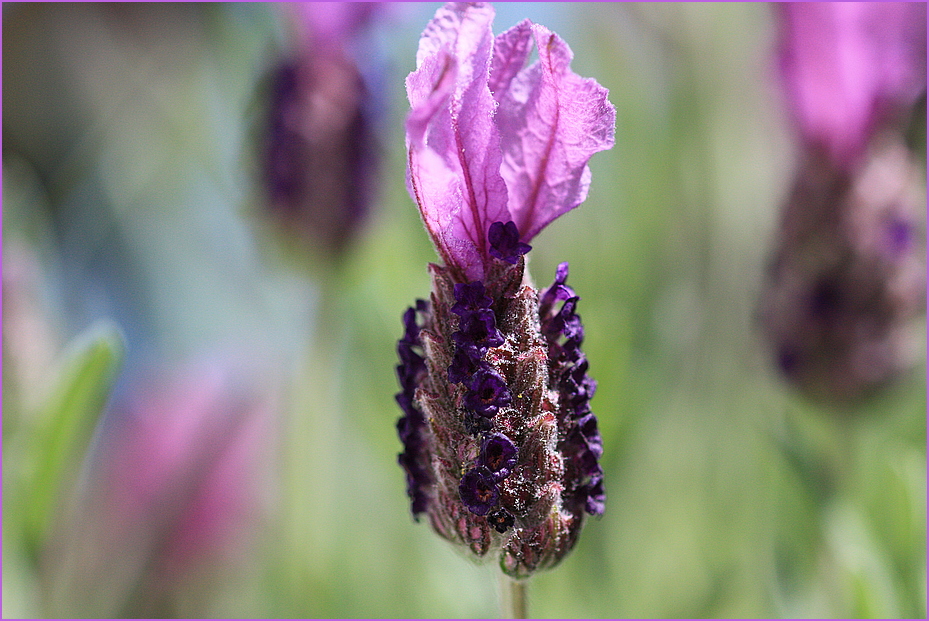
[[395, 2, 614, 579], [259, 2, 383, 257], [760, 2, 926, 403], [47, 359, 276, 617]]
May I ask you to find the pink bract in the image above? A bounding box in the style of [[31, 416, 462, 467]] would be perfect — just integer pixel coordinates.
[[405, 2, 615, 282], [777, 2, 926, 168]]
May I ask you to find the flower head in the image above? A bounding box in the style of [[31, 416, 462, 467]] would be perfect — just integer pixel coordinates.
[[395, 2, 614, 579]]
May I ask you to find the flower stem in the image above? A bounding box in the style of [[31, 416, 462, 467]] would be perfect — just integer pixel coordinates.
[[502, 575, 527, 619]]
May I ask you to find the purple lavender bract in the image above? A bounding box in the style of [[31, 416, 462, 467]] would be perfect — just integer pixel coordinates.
[[394, 2, 615, 579]]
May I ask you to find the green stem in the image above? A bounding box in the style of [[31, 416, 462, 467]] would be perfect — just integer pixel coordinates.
[[502, 576, 527, 619]]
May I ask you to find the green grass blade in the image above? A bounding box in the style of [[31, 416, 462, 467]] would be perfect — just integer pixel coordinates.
[[22, 321, 125, 556]]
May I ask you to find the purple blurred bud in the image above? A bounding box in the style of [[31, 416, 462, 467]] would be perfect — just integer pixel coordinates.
[[765, 3, 926, 403], [260, 3, 385, 257], [759, 141, 926, 402]]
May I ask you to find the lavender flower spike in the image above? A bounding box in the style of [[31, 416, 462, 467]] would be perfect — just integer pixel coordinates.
[[260, 2, 383, 257], [405, 2, 614, 282], [760, 2, 927, 402], [396, 2, 615, 580]]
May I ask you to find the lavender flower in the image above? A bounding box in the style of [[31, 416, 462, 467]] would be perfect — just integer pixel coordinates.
[[760, 2, 926, 402], [260, 3, 382, 257], [395, 2, 614, 579]]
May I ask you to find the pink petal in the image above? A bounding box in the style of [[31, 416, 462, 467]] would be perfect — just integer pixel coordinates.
[[489, 19, 533, 100], [405, 2, 511, 281], [778, 2, 926, 168], [294, 2, 380, 46], [496, 24, 616, 242]]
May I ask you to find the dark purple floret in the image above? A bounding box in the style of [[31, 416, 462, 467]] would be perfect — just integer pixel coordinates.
[[459, 466, 499, 516], [451, 281, 493, 315], [395, 393, 416, 425], [395, 411, 411, 442], [396, 335, 426, 393], [400, 306, 423, 345], [560, 306, 585, 346], [465, 368, 512, 417], [543, 296, 583, 346], [480, 433, 518, 481], [486, 507, 515, 533], [397, 345, 424, 377], [452, 308, 504, 350], [488, 220, 532, 264], [447, 348, 482, 384], [540, 262, 576, 315], [561, 357, 596, 404], [575, 413, 603, 458], [398, 450, 430, 516], [585, 476, 606, 516], [395, 300, 433, 519], [562, 426, 601, 480]]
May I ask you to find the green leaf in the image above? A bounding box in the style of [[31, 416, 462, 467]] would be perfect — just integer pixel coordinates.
[[22, 321, 125, 557]]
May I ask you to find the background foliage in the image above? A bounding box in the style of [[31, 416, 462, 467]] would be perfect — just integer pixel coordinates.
[[3, 3, 925, 618]]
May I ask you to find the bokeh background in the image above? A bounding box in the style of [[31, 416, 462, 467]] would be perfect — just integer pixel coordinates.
[[3, 3, 925, 618]]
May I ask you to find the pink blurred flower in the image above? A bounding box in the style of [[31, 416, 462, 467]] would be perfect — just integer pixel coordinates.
[[105, 362, 273, 570], [49, 357, 278, 616]]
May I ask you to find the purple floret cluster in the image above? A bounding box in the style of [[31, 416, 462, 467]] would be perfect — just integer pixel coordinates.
[[459, 431, 519, 532], [449, 278, 509, 432], [395, 300, 431, 518], [540, 264, 604, 515]]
